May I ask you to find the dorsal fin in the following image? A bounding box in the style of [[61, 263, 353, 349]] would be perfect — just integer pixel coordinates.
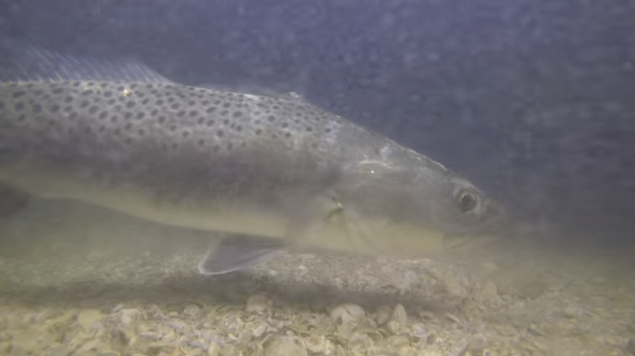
[[0, 38, 170, 83]]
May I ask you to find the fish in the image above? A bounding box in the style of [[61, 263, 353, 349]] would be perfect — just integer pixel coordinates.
[[0, 41, 505, 275]]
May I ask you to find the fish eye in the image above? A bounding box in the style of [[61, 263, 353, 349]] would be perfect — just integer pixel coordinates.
[[456, 191, 478, 213]]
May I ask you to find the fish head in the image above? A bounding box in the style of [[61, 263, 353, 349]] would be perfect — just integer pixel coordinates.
[[323, 149, 506, 258]]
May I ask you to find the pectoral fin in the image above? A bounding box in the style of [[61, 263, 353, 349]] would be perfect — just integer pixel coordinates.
[[197, 234, 285, 275]]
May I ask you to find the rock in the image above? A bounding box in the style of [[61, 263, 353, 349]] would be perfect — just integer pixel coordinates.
[[329, 304, 365, 324], [263, 335, 307, 356], [76, 309, 104, 331], [245, 294, 271, 315], [183, 304, 202, 318]]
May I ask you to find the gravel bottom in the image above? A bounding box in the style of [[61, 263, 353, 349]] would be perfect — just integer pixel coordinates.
[[0, 201, 634, 356]]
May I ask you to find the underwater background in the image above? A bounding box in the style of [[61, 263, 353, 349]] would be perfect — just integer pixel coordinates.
[[0, 0, 634, 355]]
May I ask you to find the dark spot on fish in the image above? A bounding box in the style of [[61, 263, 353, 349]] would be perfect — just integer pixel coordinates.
[[188, 100, 196, 106], [51, 104, 60, 113], [52, 87, 64, 94], [126, 101, 136, 109], [69, 112, 78, 120], [217, 130, 224, 137], [197, 117, 205, 125], [14, 102, 25, 111], [222, 119, 229, 125], [167, 97, 175, 103], [220, 110, 229, 116], [63, 96, 73, 103], [111, 116, 119, 123], [206, 120, 215, 127], [124, 112, 133, 120], [189, 110, 198, 117], [158, 116, 166, 124], [130, 84, 139, 89], [213, 145, 220, 153], [98, 111, 108, 120], [205, 107, 216, 114], [233, 111, 243, 118], [116, 86, 125, 92], [17, 114, 25, 122], [222, 102, 231, 108], [0, 101, 4, 109], [138, 129, 145, 136], [268, 115, 275, 122], [171, 142, 178, 150], [171, 103, 180, 110], [114, 128, 121, 136], [197, 139, 205, 146], [156, 99, 164, 105], [141, 98, 149, 105], [236, 125, 243, 132], [82, 90, 94, 96], [124, 123, 132, 130], [33, 89, 44, 96], [170, 125, 177, 132], [107, 98, 116, 105], [306, 126, 313, 132], [83, 126, 92, 135], [324, 128, 332, 133], [33, 104, 42, 113], [98, 125, 106, 133], [285, 132, 292, 138], [125, 137, 133, 145], [104, 91, 113, 98], [282, 122, 288, 128], [150, 109, 158, 116], [80, 100, 90, 109], [255, 129, 262, 135], [202, 100, 210, 105], [182, 131, 190, 138], [177, 111, 185, 118], [136, 112, 145, 120], [227, 142, 233, 150]]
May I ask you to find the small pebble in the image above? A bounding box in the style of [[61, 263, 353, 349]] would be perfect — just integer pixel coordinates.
[[348, 332, 374, 350], [183, 304, 201, 318], [304, 335, 326, 354], [118, 308, 141, 328], [264, 335, 307, 356], [330, 303, 365, 324], [374, 305, 392, 326], [76, 309, 103, 331], [246, 294, 271, 315]]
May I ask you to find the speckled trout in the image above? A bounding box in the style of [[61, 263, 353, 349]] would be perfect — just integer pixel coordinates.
[[0, 41, 504, 275]]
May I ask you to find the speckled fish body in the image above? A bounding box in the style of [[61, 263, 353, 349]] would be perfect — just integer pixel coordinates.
[[0, 42, 504, 274]]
